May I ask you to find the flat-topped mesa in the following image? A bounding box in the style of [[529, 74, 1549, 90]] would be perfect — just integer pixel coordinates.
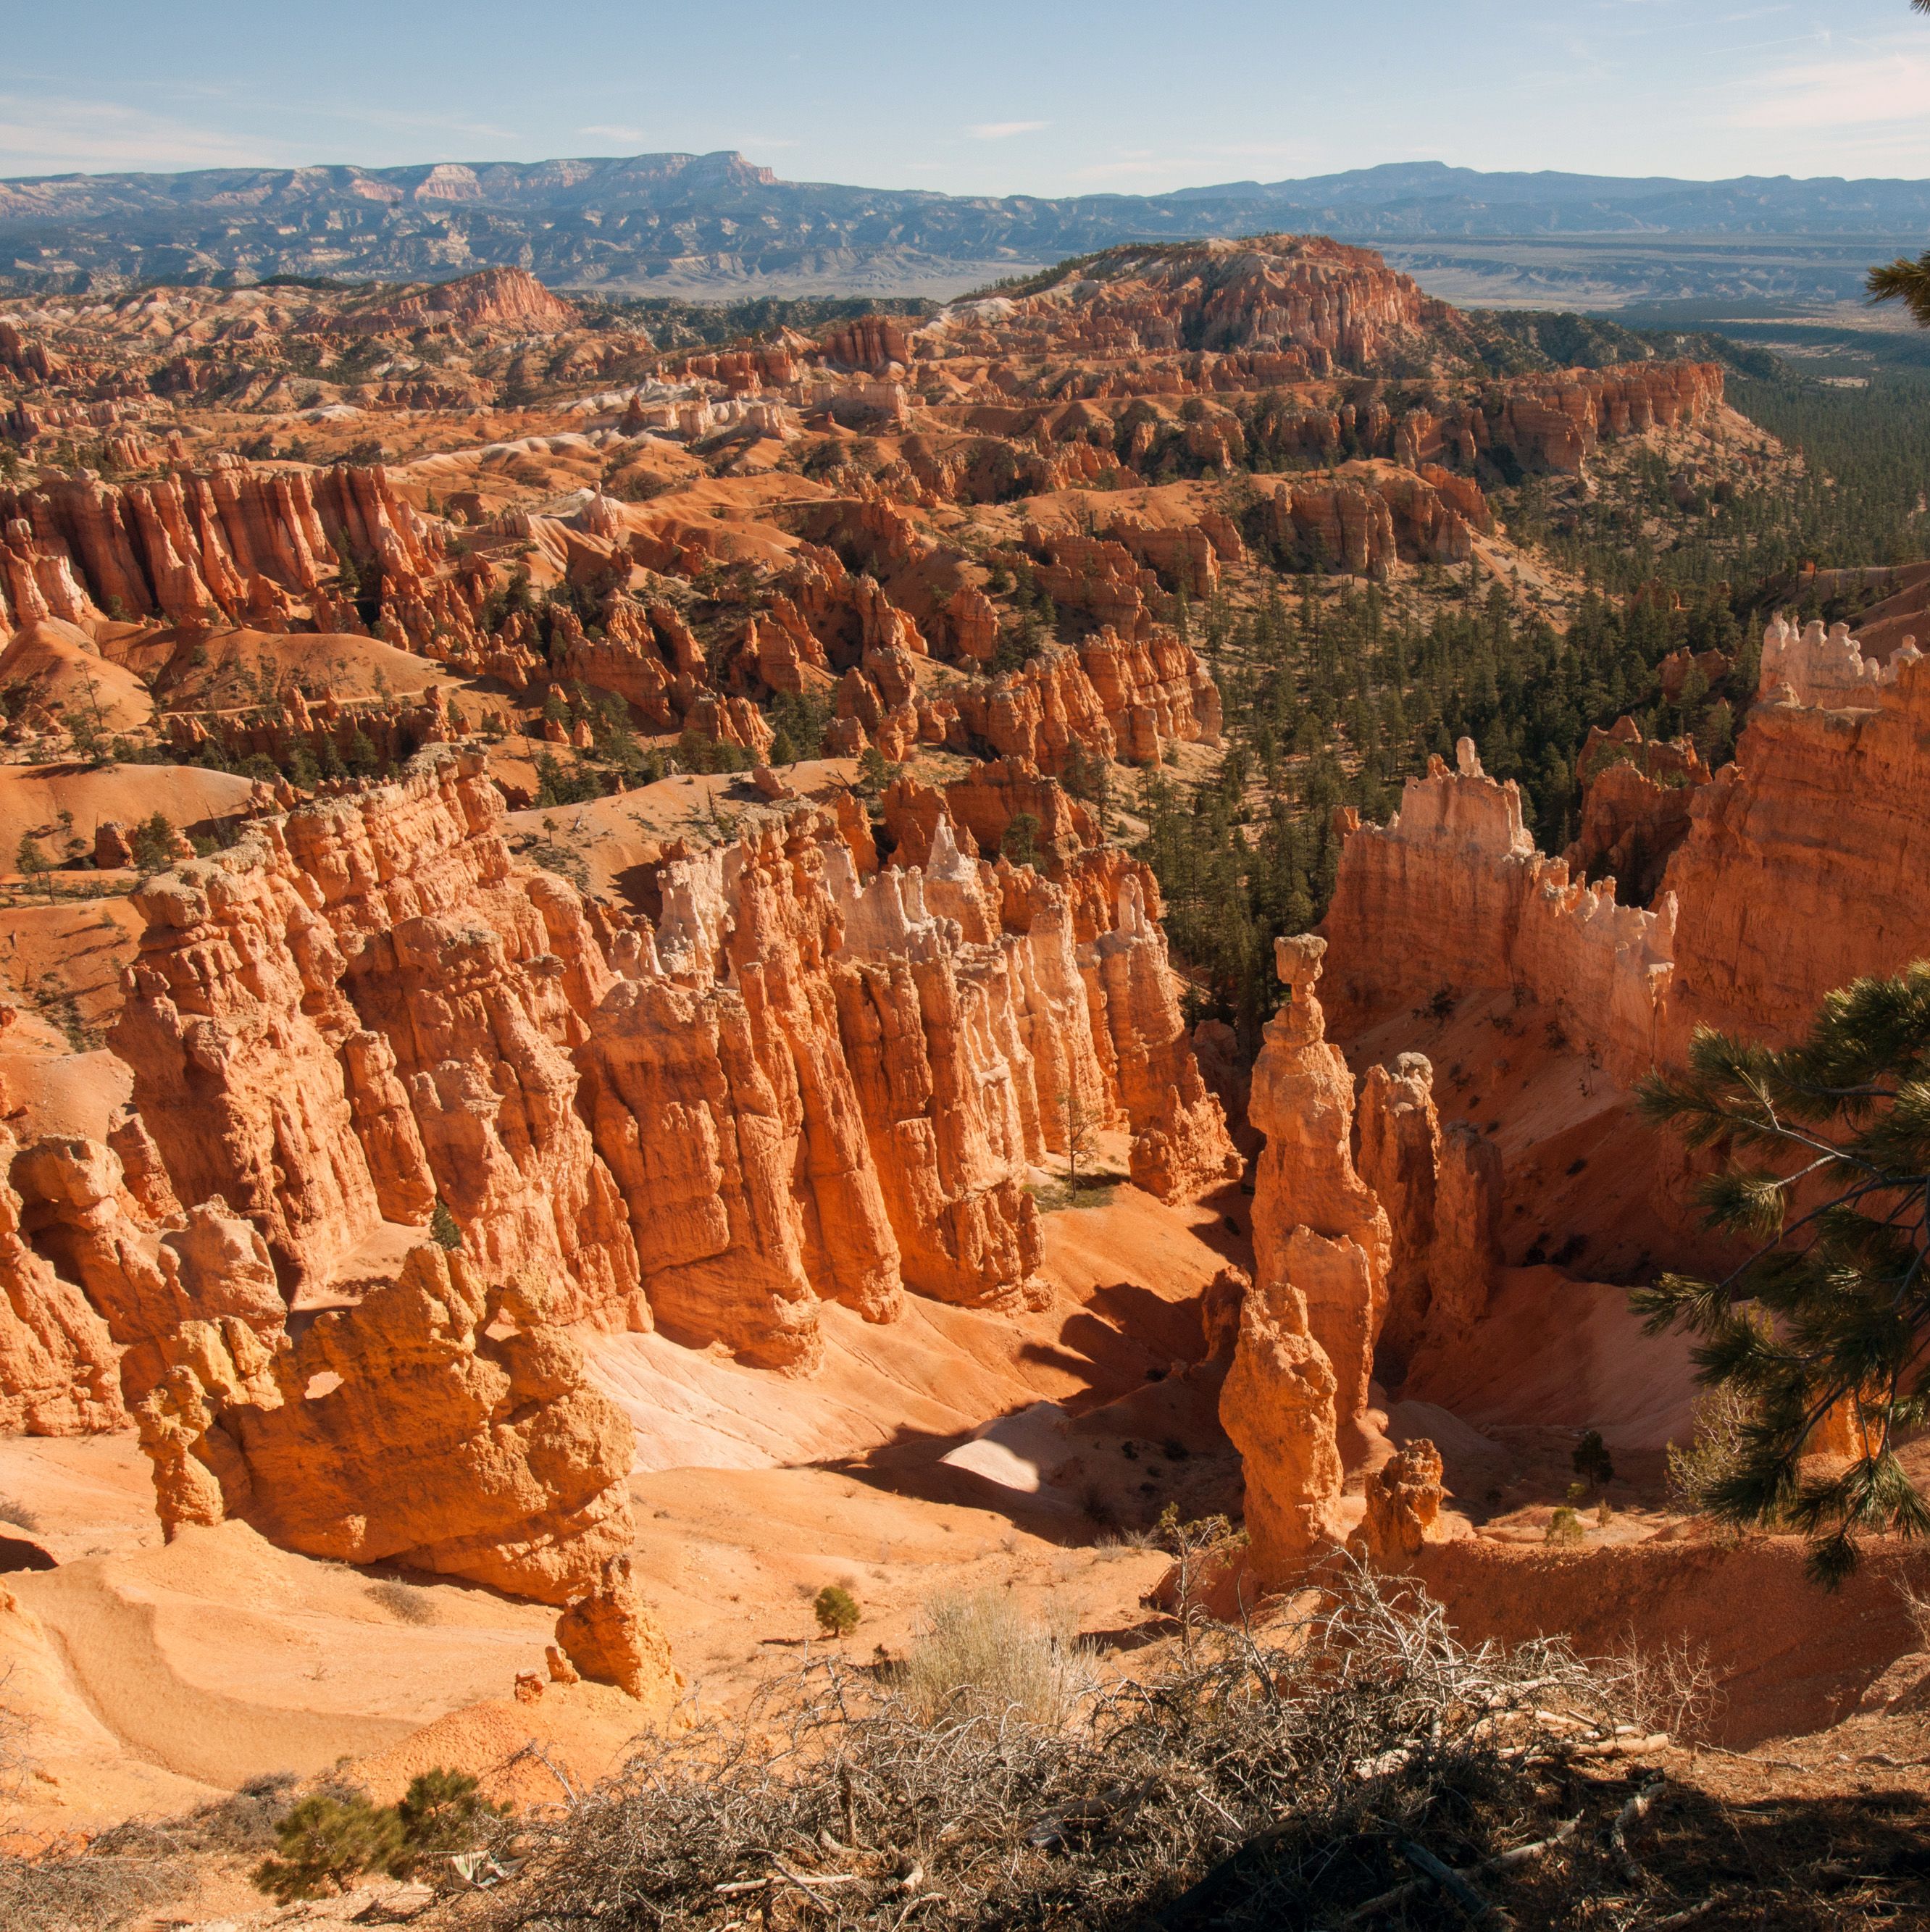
[[972, 238, 1458, 376], [1321, 737, 1676, 1087], [1759, 612, 1923, 709], [339, 266, 576, 336]]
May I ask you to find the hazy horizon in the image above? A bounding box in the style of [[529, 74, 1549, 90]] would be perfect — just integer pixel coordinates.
[[8, 0, 1929, 196]]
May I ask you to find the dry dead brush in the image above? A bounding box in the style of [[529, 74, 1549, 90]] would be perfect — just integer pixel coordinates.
[[469, 1565, 1684, 1931]]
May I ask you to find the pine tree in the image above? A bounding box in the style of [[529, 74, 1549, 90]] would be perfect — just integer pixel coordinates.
[[1868, 251, 1930, 327], [1633, 965, 1930, 1583]]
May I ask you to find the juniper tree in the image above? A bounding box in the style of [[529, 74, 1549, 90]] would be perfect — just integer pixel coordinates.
[[1633, 965, 1930, 1584]]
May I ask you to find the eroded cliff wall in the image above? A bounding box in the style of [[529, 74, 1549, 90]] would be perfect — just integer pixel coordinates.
[[14, 744, 1234, 1416]]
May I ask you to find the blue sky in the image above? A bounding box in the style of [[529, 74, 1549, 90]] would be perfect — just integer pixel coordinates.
[[4, 0, 1928, 188]]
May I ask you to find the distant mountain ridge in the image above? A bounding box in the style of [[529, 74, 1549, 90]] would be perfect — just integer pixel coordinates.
[[1166, 159, 1930, 233], [2, 151, 1926, 301]]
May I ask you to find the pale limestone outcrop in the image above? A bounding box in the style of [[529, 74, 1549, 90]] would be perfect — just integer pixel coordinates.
[[553, 1552, 680, 1708], [1321, 740, 1676, 1086], [133, 1245, 635, 1603], [1759, 613, 1922, 708]]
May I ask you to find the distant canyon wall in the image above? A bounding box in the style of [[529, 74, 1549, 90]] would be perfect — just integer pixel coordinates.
[[1321, 649, 1930, 1076]]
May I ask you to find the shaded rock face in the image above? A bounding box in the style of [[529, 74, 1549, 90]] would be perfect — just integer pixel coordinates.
[[134, 1245, 635, 1603], [1567, 722, 1711, 908], [1354, 1059, 1503, 1392], [1352, 1438, 1445, 1569], [1355, 1056, 1440, 1388]]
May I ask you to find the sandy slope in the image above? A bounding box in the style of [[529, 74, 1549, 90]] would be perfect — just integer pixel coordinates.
[[0, 1184, 1231, 1826]]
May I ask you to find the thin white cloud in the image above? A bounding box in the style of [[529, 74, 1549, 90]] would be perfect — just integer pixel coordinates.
[[1725, 33, 1930, 133], [0, 93, 283, 175], [580, 125, 648, 143], [967, 120, 1050, 141]]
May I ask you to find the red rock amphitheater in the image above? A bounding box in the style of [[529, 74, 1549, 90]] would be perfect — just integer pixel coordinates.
[[0, 233, 1923, 1920]]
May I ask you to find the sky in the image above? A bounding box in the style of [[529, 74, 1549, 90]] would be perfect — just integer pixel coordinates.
[[3, 0, 1929, 191]]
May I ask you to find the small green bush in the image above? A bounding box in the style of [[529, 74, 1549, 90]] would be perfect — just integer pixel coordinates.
[[428, 1200, 462, 1251], [251, 1766, 504, 1901], [1545, 1506, 1585, 1548], [252, 1793, 402, 1902], [814, 1584, 861, 1640], [393, 1769, 504, 1873]]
